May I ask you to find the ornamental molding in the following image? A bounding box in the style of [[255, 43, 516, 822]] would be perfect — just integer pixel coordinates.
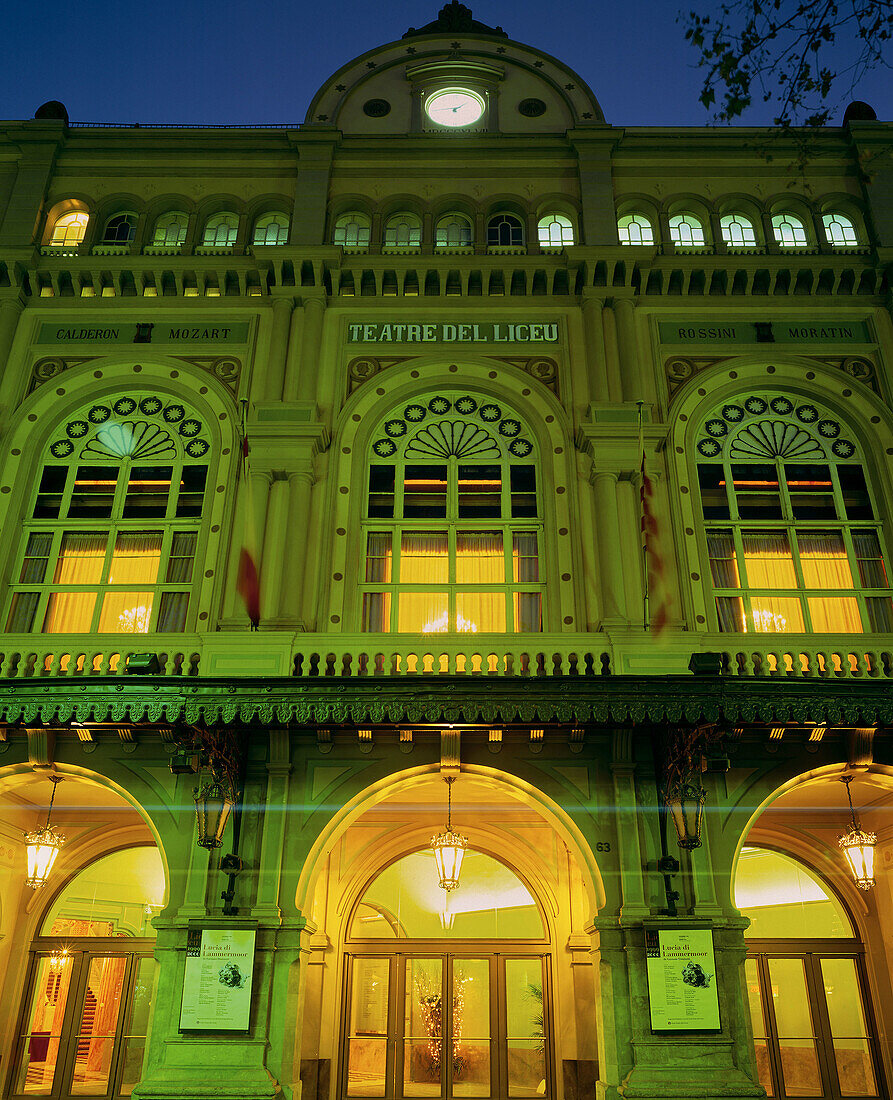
[[666, 354, 879, 400], [347, 355, 559, 398], [172, 356, 242, 391], [29, 354, 243, 395], [29, 356, 102, 394], [0, 676, 890, 728], [486, 356, 559, 396], [347, 355, 416, 394]]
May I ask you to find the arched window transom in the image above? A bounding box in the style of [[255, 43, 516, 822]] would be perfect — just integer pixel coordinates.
[[6, 394, 212, 636], [617, 214, 653, 246], [362, 393, 542, 635], [695, 392, 891, 634]]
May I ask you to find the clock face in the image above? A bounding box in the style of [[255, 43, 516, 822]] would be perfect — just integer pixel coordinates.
[[425, 88, 485, 128]]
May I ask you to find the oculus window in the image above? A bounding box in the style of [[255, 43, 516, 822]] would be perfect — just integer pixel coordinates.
[[695, 393, 891, 634], [361, 394, 542, 634], [6, 393, 211, 636]]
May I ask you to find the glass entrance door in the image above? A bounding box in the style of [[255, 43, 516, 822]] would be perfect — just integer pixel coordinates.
[[343, 954, 550, 1100], [10, 945, 156, 1100], [745, 951, 883, 1100]]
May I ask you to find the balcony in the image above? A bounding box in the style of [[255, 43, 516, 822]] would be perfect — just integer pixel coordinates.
[[0, 630, 891, 681]]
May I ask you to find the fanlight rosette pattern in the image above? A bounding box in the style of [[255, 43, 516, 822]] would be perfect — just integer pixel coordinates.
[[406, 421, 501, 460], [729, 420, 825, 460], [83, 420, 179, 460]]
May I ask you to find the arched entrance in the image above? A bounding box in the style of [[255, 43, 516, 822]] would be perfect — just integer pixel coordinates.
[[342, 849, 552, 1100], [10, 845, 163, 1100], [0, 770, 168, 1100], [732, 769, 892, 1100], [297, 769, 603, 1100], [736, 847, 883, 1100]]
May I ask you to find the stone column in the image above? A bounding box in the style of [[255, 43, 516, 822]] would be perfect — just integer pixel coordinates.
[[260, 476, 290, 625], [221, 470, 273, 623], [601, 304, 623, 402], [575, 452, 601, 630], [611, 753, 648, 916], [591, 470, 627, 624], [613, 296, 646, 402], [282, 468, 315, 626], [265, 296, 295, 401], [255, 730, 292, 921], [616, 475, 645, 629], [581, 293, 608, 403], [0, 293, 26, 406], [283, 295, 326, 404]]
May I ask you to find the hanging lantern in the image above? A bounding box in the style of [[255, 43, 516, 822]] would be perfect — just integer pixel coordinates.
[[193, 780, 235, 850], [24, 776, 66, 889], [666, 781, 706, 851], [838, 775, 876, 890], [431, 776, 467, 891]]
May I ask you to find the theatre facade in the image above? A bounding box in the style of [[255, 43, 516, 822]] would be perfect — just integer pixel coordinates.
[[0, 6, 893, 1100]]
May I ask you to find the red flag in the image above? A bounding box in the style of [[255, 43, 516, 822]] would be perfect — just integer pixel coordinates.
[[236, 434, 261, 629]]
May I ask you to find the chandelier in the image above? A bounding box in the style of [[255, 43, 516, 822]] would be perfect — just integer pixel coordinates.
[[430, 776, 467, 891], [24, 775, 66, 889], [838, 775, 876, 891]]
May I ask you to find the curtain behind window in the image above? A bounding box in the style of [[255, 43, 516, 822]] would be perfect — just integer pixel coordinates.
[[798, 532, 854, 587]]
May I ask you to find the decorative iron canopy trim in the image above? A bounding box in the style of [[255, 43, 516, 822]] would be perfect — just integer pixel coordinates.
[[0, 676, 890, 729]]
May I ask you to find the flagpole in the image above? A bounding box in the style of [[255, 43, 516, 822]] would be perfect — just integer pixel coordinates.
[[637, 401, 649, 631]]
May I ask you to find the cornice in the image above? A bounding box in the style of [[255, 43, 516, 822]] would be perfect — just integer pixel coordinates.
[[0, 674, 890, 728]]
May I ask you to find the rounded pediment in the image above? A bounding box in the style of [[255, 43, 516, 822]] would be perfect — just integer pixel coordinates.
[[305, 3, 605, 132]]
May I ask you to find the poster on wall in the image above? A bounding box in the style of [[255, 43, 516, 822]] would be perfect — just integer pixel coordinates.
[[179, 927, 256, 1031], [645, 927, 721, 1031]]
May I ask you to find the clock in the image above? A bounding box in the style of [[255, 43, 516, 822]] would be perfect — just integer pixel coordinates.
[[425, 88, 485, 128]]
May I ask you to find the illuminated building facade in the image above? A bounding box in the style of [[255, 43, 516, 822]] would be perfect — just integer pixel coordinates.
[[0, 7, 892, 1100]]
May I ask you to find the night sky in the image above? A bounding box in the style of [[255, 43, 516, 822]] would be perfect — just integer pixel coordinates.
[[3, 0, 890, 127]]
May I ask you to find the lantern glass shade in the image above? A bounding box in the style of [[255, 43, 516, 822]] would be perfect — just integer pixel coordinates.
[[194, 782, 234, 850], [666, 783, 707, 851], [24, 825, 65, 889], [839, 827, 876, 890], [431, 829, 467, 891]]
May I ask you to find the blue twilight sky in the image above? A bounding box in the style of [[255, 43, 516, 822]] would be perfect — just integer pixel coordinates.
[[2, 0, 890, 127]]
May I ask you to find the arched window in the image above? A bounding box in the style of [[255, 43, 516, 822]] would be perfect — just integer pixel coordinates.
[[669, 214, 706, 247], [14, 845, 162, 1098], [49, 212, 89, 247], [822, 213, 858, 247], [201, 212, 239, 248], [102, 213, 137, 244], [252, 212, 289, 245], [617, 214, 654, 246], [771, 213, 808, 247], [434, 214, 473, 248], [720, 214, 757, 248], [695, 393, 892, 634], [487, 214, 524, 249], [537, 214, 574, 247], [362, 393, 542, 634], [151, 212, 188, 247], [333, 212, 371, 248], [383, 212, 422, 249], [5, 393, 213, 636]]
